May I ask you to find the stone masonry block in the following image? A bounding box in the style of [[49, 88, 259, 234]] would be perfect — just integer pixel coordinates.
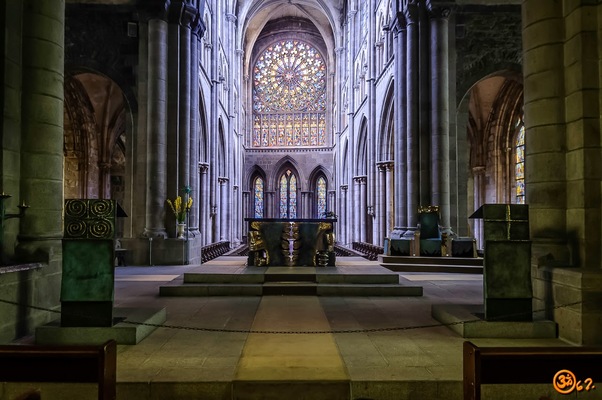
[[522, 19, 563, 51], [20, 153, 64, 181], [564, 3, 597, 35], [28, 13, 64, 46], [27, 0, 65, 22], [525, 152, 567, 182], [525, 125, 564, 154], [27, 69, 64, 99], [529, 207, 566, 236], [523, 98, 564, 126], [523, 0, 561, 28], [24, 94, 64, 128], [564, 61, 598, 95], [565, 118, 599, 150], [523, 70, 563, 101], [565, 90, 599, 122], [24, 38, 64, 73], [523, 45, 563, 77], [21, 123, 64, 154]]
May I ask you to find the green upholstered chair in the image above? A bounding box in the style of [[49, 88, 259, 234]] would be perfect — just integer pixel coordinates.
[[417, 206, 442, 256]]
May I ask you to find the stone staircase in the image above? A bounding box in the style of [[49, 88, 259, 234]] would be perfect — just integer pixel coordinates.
[[159, 266, 423, 297], [379, 255, 483, 274]]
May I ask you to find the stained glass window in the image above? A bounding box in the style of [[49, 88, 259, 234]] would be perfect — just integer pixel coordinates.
[[254, 177, 264, 218], [515, 118, 525, 204], [279, 169, 297, 218], [317, 176, 327, 218], [252, 39, 326, 147]]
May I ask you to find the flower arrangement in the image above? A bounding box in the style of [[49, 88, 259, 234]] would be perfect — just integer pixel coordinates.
[[167, 196, 193, 223]]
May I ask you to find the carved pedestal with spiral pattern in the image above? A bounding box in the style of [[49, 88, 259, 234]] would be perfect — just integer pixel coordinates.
[[61, 199, 117, 327]]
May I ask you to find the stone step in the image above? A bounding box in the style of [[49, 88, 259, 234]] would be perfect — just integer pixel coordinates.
[[184, 270, 401, 285], [159, 282, 423, 297], [382, 263, 483, 274], [183, 272, 264, 284], [380, 255, 483, 266]]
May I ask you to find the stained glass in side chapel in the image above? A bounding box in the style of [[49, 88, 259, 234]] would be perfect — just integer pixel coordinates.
[[317, 177, 327, 218], [252, 39, 326, 147], [254, 177, 264, 218], [515, 121, 525, 204]]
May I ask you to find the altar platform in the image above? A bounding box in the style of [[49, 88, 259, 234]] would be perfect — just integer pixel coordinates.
[[159, 257, 423, 297], [8, 255, 572, 400]]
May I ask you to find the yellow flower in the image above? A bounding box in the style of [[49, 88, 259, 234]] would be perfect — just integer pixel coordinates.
[[166, 195, 193, 223]]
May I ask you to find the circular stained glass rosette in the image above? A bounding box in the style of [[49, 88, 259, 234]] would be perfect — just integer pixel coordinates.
[[253, 40, 326, 113]]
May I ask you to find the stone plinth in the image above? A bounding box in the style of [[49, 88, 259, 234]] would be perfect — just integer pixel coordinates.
[[470, 204, 532, 321]]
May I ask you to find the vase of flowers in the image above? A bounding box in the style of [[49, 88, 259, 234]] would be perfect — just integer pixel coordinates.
[[167, 195, 193, 239]]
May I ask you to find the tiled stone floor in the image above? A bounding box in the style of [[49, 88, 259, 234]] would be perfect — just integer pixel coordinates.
[[106, 256, 575, 400], [3, 256, 583, 400]]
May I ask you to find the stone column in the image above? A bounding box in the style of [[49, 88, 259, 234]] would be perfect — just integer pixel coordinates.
[[359, 176, 367, 242], [178, 4, 196, 219], [301, 192, 310, 218], [242, 190, 249, 243], [418, 1, 431, 207], [199, 162, 209, 244], [18, 0, 65, 256], [266, 191, 274, 219], [373, 162, 389, 244], [393, 20, 408, 231], [385, 162, 394, 235], [472, 166, 485, 249], [427, 1, 452, 231], [328, 190, 336, 217], [340, 185, 348, 244], [405, 4, 420, 230], [218, 177, 228, 241], [143, 13, 168, 238], [353, 177, 361, 242], [188, 16, 202, 237]]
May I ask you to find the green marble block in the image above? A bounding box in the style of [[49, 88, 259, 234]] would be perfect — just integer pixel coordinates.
[[473, 203, 529, 241], [61, 199, 116, 327], [471, 204, 533, 321], [484, 241, 532, 321]]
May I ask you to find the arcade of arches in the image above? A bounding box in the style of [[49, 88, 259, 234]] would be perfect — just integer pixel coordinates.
[[2, 0, 602, 345]]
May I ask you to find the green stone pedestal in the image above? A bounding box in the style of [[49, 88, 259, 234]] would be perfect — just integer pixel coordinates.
[[60, 200, 117, 328], [471, 204, 533, 322]]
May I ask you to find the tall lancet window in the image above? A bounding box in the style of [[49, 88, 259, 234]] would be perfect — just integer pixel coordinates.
[[515, 117, 525, 204], [279, 169, 297, 219], [254, 176, 264, 218], [316, 176, 327, 218], [252, 39, 326, 147]]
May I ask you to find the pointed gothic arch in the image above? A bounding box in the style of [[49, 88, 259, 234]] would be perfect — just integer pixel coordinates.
[[275, 164, 300, 219]]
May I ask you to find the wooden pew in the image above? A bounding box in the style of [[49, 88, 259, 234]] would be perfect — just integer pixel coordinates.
[[463, 341, 602, 400], [0, 340, 116, 400]]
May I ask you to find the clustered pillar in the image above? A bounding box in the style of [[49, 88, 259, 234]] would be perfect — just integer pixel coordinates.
[[389, 0, 452, 240], [18, 0, 65, 255]]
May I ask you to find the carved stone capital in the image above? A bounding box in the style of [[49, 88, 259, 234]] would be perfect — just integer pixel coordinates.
[[403, 3, 418, 25], [426, 0, 454, 19], [169, 1, 198, 27], [198, 162, 209, 174], [140, 0, 171, 21]]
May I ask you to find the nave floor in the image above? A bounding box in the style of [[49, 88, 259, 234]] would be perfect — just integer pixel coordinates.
[[8, 256, 574, 400]]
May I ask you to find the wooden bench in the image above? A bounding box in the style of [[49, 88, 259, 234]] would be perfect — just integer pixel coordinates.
[[463, 340, 602, 400], [0, 340, 117, 400]]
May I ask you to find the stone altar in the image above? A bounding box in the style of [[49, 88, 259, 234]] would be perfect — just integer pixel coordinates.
[[245, 218, 336, 267]]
